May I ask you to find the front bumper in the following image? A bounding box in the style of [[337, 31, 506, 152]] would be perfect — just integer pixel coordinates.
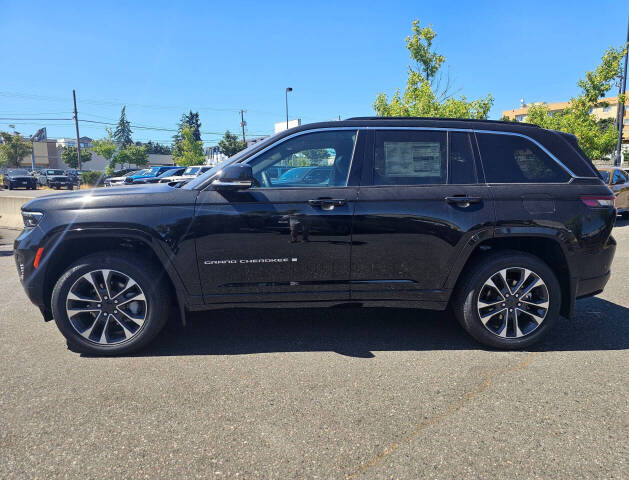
[[14, 227, 50, 319]]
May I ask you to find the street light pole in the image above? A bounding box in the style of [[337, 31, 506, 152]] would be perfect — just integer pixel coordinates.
[[285, 87, 293, 130], [239, 109, 247, 145]]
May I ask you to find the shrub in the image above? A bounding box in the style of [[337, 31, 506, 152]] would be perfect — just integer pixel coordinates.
[[80, 170, 105, 186]]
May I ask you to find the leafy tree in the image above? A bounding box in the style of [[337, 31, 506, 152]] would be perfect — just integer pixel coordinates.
[[218, 130, 246, 157], [302, 148, 331, 165], [526, 46, 627, 160], [61, 146, 92, 169], [172, 126, 205, 166], [117, 144, 149, 168], [91, 130, 118, 174], [141, 140, 172, 155], [174, 111, 202, 144], [373, 20, 494, 119], [0, 131, 32, 168], [113, 106, 133, 146]]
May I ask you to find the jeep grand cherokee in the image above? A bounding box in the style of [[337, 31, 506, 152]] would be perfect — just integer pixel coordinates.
[[14, 118, 617, 355]]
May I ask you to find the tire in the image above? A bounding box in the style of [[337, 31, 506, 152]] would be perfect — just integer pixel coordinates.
[[51, 251, 171, 355], [452, 250, 561, 349], [8, 184, 12, 190]]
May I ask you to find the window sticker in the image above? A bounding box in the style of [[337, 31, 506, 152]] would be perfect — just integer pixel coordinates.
[[383, 141, 442, 177]]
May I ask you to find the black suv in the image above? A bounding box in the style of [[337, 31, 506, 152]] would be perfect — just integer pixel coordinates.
[[14, 118, 617, 355]]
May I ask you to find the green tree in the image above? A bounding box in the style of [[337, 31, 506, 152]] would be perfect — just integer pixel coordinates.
[[91, 130, 118, 174], [373, 20, 494, 119], [141, 141, 172, 155], [173, 111, 202, 144], [218, 130, 246, 157], [113, 106, 133, 146], [302, 148, 330, 165], [61, 146, 92, 169], [526, 46, 627, 160], [117, 144, 149, 169], [0, 131, 32, 168], [172, 126, 205, 166]]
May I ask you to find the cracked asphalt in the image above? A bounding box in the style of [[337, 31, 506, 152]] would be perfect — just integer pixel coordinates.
[[1, 220, 628, 479]]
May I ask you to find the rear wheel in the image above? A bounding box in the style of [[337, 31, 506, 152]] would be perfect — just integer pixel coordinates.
[[51, 252, 171, 355], [452, 251, 561, 349]]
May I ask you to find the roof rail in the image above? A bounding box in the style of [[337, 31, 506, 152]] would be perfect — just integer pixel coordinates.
[[345, 116, 541, 128]]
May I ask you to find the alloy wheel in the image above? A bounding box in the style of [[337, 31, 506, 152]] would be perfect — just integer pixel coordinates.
[[476, 267, 549, 338], [65, 269, 147, 345]]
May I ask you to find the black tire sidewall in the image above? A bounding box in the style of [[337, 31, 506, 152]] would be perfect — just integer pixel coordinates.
[[455, 251, 561, 349], [51, 253, 170, 355]]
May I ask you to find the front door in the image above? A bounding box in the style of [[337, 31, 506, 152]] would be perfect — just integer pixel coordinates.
[[194, 129, 361, 304], [350, 129, 494, 305]]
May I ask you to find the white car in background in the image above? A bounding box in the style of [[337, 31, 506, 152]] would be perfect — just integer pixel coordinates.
[[158, 165, 211, 184], [104, 169, 145, 187]]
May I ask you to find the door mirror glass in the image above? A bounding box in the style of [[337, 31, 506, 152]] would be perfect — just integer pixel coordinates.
[[212, 164, 253, 191]]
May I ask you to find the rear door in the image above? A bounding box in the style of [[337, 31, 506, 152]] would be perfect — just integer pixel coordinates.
[[350, 128, 494, 305]]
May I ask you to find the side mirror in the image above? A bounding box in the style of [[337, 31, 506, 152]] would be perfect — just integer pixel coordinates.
[[212, 164, 253, 191]]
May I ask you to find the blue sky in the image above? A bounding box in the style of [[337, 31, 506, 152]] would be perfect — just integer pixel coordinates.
[[1, 0, 627, 146]]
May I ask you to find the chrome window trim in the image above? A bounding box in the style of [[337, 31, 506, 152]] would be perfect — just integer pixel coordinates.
[[473, 130, 577, 179], [197, 124, 597, 190]]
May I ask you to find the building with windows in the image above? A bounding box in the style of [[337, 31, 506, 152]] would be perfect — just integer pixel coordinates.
[[502, 97, 629, 144], [56, 137, 93, 149]]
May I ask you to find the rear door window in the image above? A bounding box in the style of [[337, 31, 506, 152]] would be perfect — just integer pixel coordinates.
[[374, 130, 447, 185], [476, 133, 570, 183], [449, 132, 477, 184]]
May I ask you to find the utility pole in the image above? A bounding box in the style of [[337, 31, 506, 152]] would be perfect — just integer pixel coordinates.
[[615, 16, 628, 166], [72, 89, 82, 170], [285, 87, 293, 130], [239, 109, 247, 145]]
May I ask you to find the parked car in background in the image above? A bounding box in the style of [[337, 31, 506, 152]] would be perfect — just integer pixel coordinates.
[[123, 166, 174, 184], [131, 167, 185, 184], [64, 169, 83, 187], [598, 167, 629, 218], [2, 169, 38, 190], [15, 118, 617, 355], [274, 166, 332, 186], [158, 165, 211, 184], [36, 169, 74, 189], [104, 169, 142, 187]]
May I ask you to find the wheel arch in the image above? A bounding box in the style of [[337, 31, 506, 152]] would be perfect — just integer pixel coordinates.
[[448, 234, 574, 318], [39, 228, 187, 325]]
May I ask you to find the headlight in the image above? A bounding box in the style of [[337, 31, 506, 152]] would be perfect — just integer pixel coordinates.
[[22, 211, 43, 228]]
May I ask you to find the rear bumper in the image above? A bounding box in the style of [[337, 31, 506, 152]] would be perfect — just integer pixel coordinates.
[[576, 270, 611, 299]]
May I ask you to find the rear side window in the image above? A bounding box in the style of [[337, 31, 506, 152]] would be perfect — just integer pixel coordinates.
[[374, 130, 447, 185], [477, 133, 570, 183]]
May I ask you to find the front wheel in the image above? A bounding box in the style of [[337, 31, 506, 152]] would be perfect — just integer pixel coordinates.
[[452, 251, 561, 349], [51, 252, 171, 355]]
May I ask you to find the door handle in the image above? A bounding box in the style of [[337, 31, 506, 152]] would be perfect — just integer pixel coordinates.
[[444, 196, 482, 208], [308, 198, 347, 210]]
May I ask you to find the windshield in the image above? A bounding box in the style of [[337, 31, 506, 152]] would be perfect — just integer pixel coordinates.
[[8, 169, 28, 175], [183, 135, 279, 190], [158, 168, 181, 178], [124, 170, 142, 177], [599, 170, 610, 183], [47, 170, 65, 175], [183, 166, 200, 175]]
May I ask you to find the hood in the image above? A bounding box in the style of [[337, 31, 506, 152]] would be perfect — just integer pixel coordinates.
[[22, 183, 196, 213], [8, 174, 32, 180]]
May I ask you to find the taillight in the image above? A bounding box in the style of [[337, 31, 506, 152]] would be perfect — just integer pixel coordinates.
[[580, 195, 615, 207]]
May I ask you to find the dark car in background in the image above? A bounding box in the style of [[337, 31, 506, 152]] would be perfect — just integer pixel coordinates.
[[131, 167, 185, 184], [598, 167, 629, 218], [124, 166, 175, 184], [14, 118, 617, 355], [36, 169, 74, 190], [2, 169, 38, 190]]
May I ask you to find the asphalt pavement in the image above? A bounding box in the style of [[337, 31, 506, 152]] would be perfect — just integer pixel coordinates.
[[0, 221, 627, 479]]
